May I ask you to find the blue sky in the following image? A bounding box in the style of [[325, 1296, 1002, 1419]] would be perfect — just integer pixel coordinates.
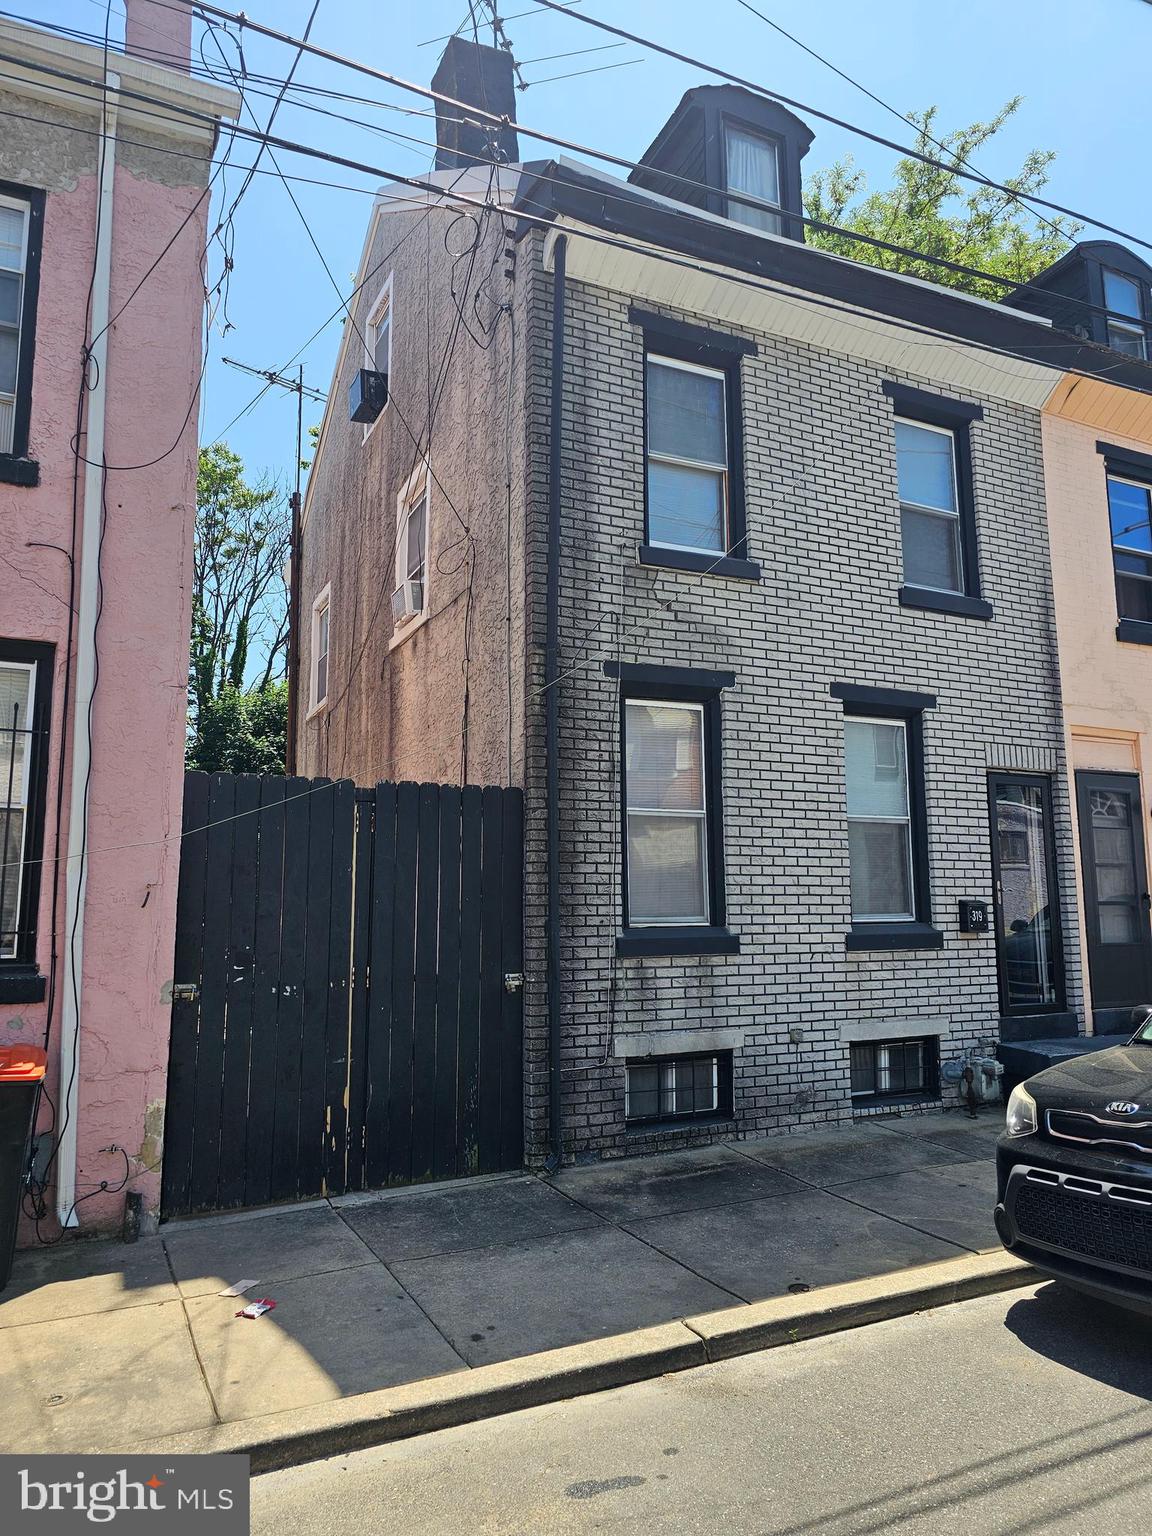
[[34, 0, 1152, 489]]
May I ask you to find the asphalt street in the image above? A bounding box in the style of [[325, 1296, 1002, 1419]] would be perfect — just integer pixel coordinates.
[[252, 1281, 1152, 1535]]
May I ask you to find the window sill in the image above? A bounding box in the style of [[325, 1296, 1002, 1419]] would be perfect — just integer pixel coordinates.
[[0, 966, 47, 1003], [852, 1092, 942, 1113], [1116, 619, 1152, 646], [304, 698, 328, 723], [626, 1115, 736, 1137], [0, 454, 39, 487], [845, 922, 944, 952], [899, 586, 993, 620], [388, 607, 432, 652], [616, 926, 740, 958], [638, 545, 761, 581]]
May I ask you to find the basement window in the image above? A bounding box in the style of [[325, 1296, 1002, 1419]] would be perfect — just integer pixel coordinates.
[[625, 1051, 732, 1126], [850, 1037, 939, 1103]]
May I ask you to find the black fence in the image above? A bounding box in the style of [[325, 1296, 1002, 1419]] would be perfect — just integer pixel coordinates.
[[161, 773, 524, 1218]]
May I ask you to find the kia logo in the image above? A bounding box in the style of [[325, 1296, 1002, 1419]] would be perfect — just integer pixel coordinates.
[[1106, 1101, 1142, 1115]]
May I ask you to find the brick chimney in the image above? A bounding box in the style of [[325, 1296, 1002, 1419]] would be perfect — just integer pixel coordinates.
[[431, 37, 519, 171], [124, 0, 192, 72]]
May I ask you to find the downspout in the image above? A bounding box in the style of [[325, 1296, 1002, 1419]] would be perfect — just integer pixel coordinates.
[[57, 75, 119, 1226], [544, 232, 567, 1172]]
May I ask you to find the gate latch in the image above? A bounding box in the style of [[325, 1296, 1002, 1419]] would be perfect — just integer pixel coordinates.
[[503, 972, 524, 994], [171, 983, 199, 1004]]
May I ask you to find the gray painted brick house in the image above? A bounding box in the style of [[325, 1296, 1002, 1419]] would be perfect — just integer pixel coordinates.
[[294, 39, 1147, 1167]]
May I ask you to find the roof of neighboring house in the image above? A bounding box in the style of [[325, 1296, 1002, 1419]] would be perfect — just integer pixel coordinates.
[[513, 156, 1152, 399]]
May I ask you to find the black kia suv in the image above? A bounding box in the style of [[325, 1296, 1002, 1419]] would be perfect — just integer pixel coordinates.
[[996, 1005, 1152, 1311]]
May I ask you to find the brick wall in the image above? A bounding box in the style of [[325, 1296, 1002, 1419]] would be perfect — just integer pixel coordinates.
[[520, 266, 1083, 1162]]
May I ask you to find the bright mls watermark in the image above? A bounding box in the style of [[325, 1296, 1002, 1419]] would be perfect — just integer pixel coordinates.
[[1, 1457, 249, 1533]]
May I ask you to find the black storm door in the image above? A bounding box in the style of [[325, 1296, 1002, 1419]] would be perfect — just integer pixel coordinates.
[[1075, 771, 1152, 1017]]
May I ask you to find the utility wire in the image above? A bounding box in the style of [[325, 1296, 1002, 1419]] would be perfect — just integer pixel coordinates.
[[733, 0, 1074, 247], [0, 49, 1136, 335]]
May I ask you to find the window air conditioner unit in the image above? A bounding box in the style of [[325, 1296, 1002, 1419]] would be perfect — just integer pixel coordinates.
[[392, 578, 424, 625], [349, 367, 388, 424]]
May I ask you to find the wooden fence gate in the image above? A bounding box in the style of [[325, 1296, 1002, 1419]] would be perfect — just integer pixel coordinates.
[[160, 773, 524, 1218]]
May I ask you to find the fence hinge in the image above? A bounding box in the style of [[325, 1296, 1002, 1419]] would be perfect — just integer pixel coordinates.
[[170, 983, 200, 1004], [503, 972, 525, 994]]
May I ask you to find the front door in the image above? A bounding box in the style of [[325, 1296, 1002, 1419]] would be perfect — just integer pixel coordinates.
[[1075, 770, 1152, 1026]]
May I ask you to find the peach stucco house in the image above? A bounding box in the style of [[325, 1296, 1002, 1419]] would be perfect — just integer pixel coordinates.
[[1008, 243, 1152, 1042], [0, 4, 237, 1233]]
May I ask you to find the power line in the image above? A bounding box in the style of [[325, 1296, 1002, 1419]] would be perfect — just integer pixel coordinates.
[[526, 0, 1152, 254], [732, 0, 1074, 247], [0, 48, 1135, 336]]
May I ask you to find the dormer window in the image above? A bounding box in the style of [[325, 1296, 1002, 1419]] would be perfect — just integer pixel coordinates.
[[1103, 269, 1147, 359], [724, 125, 782, 234]]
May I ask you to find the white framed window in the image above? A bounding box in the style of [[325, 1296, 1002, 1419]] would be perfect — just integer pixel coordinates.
[[894, 416, 964, 595], [645, 355, 729, 555], [0, 195, 30, 457], [392, 469, 429, 630], [1, 657, 35, 960], [724, 125, 783, 234], [624, 699, 709, 926], [362, 275, 392, 441], [1103, 269, 1146, 359], [844, 716, 915, 922], [309, 583, 330, 713]]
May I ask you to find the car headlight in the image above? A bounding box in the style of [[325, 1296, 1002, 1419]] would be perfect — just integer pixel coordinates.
[[1005, 1083, 1038, 1138]]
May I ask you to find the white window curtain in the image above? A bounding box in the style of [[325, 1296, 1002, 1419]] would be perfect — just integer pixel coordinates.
[[625, 700, 708, 924], [725, 127, 781, 234]]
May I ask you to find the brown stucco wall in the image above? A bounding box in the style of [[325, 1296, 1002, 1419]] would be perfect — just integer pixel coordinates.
[[295, 195, 532, 791]]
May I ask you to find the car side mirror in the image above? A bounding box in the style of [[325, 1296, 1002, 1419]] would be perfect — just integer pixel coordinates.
[[1130, 1004, 1152, 1030]]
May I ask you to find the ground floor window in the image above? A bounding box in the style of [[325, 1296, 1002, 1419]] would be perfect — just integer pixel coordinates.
[[625, 1051, 732, 1125], [1, 640, 52, 974], [850, 1037, 938, 1101]]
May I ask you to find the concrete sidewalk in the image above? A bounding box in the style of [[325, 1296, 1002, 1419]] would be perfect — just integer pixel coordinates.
[[1, 1110, 1009, 1456]]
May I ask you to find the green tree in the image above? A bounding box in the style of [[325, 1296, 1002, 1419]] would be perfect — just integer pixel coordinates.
[[186, 681, 288, 774], [188, 443, 290, 772], [804, 100, 1081, 300]]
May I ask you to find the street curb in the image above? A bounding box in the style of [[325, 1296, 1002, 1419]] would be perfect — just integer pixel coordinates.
[[141, 1251, 1036, 1474]]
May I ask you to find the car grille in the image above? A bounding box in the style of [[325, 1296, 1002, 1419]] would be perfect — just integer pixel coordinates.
[[1014, 1169, 1152, 1272], [1045, 1109, 1152, 1159]]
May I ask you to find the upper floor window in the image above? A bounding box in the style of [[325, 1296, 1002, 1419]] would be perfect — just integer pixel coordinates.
[[884, 382, 991, 621], [1103, 269, 1146, 359], [895, 418, 963, 595], [1106, 472, 1152, 624], [309, 585, 330, 713], [1, 641, 52, 997], [724, 125, 782, 234], [0, 185, 43, 479], [646, 355, 729, 556], [392, 475, 428, 630]]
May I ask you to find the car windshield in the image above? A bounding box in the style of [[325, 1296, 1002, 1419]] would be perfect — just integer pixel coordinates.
[[1139, 1020, 1152, 1044]]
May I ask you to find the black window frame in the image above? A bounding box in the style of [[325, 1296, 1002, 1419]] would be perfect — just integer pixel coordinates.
[[849, 1036, 940, 1106], [883, 381, 991, 621], [0, 181, 44, 487], [630, 307, 760, 582], [1101, 267, 1148, 359], [987, 770, 1067, 1018], [1097, 440, 1152, 645], [608, 661, 739, 958], [832, 682, 942, 952], [624, 1049, 734, 1127], [0, 638, 53, 1001]]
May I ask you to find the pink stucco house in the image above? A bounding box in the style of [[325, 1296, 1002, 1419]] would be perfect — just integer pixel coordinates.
[[0, 4, 237, 1234]]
